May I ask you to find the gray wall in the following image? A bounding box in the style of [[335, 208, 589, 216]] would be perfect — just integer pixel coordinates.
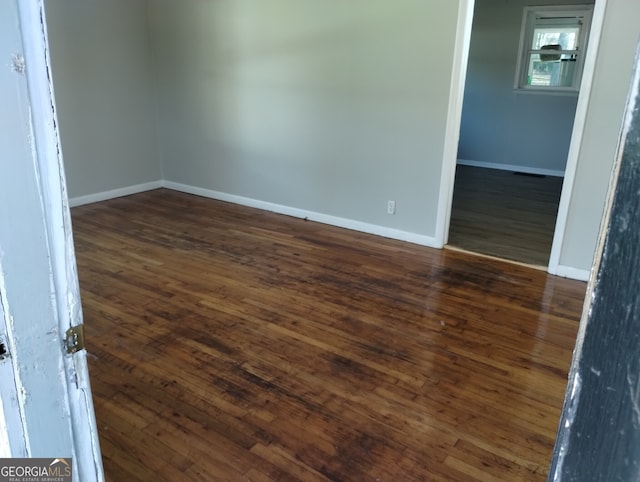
[[558, 0, 640, 271], [42, 0, 640, 277], [458, 0, 593, 174], [148, 0, 461, 237], [45, 0, 160, 198]]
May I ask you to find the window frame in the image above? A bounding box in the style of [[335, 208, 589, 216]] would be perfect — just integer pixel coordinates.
[[514, 5, 594, 94]]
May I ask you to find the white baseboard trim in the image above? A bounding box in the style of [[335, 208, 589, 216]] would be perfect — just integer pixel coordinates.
[[552, 265, 590, 282], [70, 180, 592, 279], [163, 181, 439, 248], [69, 180, 163, 207], [457, 159, 565, 178]]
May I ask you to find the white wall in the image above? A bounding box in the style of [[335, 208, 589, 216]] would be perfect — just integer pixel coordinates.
[[558, 0, 640, 272], [45, 0, 160, 199], [148, 0, 461, 239], [458, 0, 594, 175]]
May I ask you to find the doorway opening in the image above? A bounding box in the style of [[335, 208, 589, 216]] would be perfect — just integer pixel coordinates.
[[443, 0, 605, 270]]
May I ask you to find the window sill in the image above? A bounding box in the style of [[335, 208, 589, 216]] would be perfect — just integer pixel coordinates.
[[513, 88, 579, 97]]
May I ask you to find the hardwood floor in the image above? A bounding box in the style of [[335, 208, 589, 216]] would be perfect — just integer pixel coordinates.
[[448, 166, 564, 267], [71, 189, 586, 481]]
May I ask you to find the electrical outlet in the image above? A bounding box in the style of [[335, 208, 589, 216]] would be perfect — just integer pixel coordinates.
[[387, 200, 396, 215]]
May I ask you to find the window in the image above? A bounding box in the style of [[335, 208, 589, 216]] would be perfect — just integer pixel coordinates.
[[515, 6, 593, 93]]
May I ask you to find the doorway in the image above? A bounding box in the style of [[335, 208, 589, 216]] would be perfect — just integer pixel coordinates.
[[440, 0, 607, 272]]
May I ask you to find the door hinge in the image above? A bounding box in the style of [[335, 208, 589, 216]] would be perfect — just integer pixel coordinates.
[[65, 324, 85, 354]]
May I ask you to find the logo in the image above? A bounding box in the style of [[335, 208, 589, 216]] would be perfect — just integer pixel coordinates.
[[0, 458, 72, 482]]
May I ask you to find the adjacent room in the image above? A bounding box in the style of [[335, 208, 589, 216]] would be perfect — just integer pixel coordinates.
[[43, 0, 640, 479], [451, 0, 594, 267]]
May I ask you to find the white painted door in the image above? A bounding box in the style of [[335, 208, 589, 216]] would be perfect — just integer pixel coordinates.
[[0, 0, 103, 480]]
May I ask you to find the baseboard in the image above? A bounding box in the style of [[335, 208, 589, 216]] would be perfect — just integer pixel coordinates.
[[457, 159, 565, 178], [552, 265, 591, 282], [67, 180, 592, 279], [69, 180, 163, 207], [163, 181, 439, 248]]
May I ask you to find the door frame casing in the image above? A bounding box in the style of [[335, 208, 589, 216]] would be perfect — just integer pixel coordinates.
[[547, 0, 608, 278], [435, 0, 475, 247], [0, 0, 103, 478], [19, 1, 103, 476], [436, 0, 608, 281]]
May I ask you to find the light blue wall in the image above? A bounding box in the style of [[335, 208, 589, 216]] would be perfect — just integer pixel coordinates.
[[458, 0, 593, 174]]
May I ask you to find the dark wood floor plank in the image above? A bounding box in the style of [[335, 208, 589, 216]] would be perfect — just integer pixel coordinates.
[[449, 165, 563, 266], [72, 189, 586, 481]]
